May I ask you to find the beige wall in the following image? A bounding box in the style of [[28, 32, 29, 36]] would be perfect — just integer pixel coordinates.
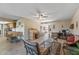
[[17, 10, 79, 39], [50, 20, 71, 32], [16, 17, 40, 40], [71, 9, 79, 35], [41, 20, 71, 32], [40, 20, 71, 34], [17, 17, 40, 31], [50, 8, 79, 35]]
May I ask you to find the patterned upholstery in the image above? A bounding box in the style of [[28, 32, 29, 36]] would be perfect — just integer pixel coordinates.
[[50, 42, 61, 55], [23, 40, 49, 55]]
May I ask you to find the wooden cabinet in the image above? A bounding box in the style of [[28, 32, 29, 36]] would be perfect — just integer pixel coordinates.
[[6, 22, 16, 28], [29, 28, 39, 40]]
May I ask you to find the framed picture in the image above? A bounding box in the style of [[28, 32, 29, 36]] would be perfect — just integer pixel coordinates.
[[70, 24, 74, 29], [62, 25, 63, 28], [43, 27, 45, 30], [18, 22, 21, 25], [76, 21, 78, 29], [53, 25, 55, 29]]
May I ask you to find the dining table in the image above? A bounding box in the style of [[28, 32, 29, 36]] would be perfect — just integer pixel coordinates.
[[30, 37, 54, 48]]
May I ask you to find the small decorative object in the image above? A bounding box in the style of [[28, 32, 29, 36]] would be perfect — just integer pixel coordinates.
[[21, 25, 23, 27], [49, 28, 51, 31], [40, 26, 42, 30], [70, 24, 74, 29], [62, 25, 63, 28], [53, 25, 55, 29], [43, 27, 45, 30], [18, 22, 21, 25], [76, 21, 78, 29]]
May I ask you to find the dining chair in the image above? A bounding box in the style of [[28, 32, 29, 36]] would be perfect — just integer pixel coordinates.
[[50, 41, 61, 55], [23, 40, 49, 55]]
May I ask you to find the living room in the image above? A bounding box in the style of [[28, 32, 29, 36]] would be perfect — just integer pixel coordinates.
[[0, 3, 79, 55]]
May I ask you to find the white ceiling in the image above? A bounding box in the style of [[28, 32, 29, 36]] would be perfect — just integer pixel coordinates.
[[0, 3, 79, 21]]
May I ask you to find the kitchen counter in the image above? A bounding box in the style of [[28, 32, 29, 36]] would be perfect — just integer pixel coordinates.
[[7, 31, 23, 42], [7, 31, 22, 37]]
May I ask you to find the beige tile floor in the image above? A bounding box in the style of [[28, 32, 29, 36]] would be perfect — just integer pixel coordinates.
[[0, 37, 26, 55]]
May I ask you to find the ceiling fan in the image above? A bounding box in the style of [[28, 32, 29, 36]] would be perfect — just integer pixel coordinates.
[[33, 9, 48, 19]]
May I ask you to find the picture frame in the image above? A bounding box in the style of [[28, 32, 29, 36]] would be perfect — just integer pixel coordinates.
[[70, 24, 74, 29], [53, 25, 55, 29], [76, 21, 78, 29]]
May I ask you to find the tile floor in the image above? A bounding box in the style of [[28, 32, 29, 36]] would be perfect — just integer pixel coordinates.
[[0, 37, 26, 55]]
